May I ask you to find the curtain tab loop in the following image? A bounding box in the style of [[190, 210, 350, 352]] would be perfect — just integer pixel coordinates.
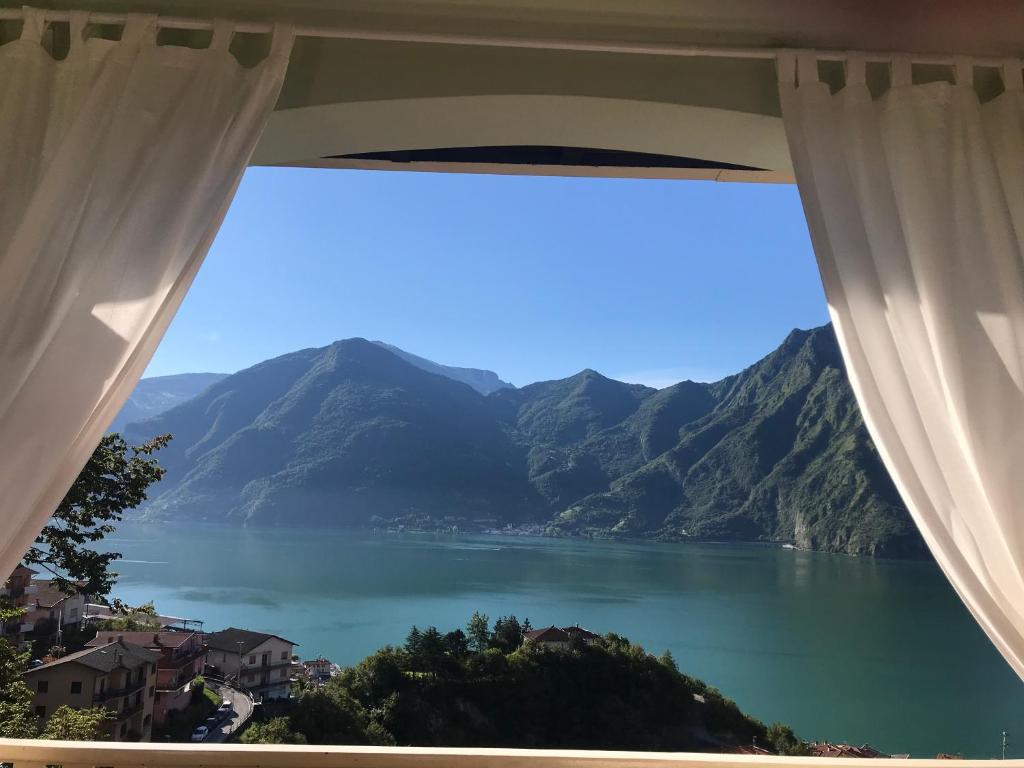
[[268, 23, 295, 58], [121, 13, 157, 46], [68, 10, 88, 50], [797, 51, 819, 85], [891, 55, 913, 87], [19, 6, 46, 41], [775, 50, 796, 85], [1002, 58, 1023, 91], [953, 56, 973, 87], [210, 19, 233, 50], [845, 53, 867, 87]]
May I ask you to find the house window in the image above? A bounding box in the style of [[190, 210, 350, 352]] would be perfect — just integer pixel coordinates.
[[249, 654, 256, 664], [70, 681, 82, 694], [134, 691, 141, 705], [69, 607, 78, 618], [34, 705, 45, 717], [280, 651, 288, 660], [120, 722, 127, 737], [37, 680, 48, 693], [149, 685, 155, 698]]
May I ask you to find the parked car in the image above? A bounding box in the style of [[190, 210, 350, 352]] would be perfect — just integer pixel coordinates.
[[190, 725, 208, 742], [218, 701, 232, 715]]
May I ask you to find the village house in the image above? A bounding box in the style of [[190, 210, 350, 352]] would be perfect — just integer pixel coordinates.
[[87, 631, 207, 725], [524, 624, 602, 650], [205, 628, 297, 701], [21, 638, 158, 741], [23, 579, 89, 644], [302, 655, 335, 684]]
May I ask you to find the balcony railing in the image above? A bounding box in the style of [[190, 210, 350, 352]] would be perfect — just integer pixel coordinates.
[[164, 646, 207, 670], [0, 741, 1008, 768], [240, 660, 293, 672], [93, 678, 145, 702], [109, 701, 145, 721]]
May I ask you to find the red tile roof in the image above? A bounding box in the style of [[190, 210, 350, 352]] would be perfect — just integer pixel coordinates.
[[561, 625, 601, 641], [87, 631, 198, 650], [808, 742, 888, 758], [524, 626, 571, 643]]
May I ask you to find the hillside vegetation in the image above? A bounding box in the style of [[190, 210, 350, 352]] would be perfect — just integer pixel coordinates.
[[126, 325, 925, 558], [241, 614, 806, 753]]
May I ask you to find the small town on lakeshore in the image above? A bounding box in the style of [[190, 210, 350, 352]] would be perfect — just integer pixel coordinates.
[[2, 561, 958, 758]]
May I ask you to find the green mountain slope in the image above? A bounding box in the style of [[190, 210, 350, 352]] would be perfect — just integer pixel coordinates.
[[127, 326, 926, 557], [127, 339, 542, 526], [551, 328, 924, 557]]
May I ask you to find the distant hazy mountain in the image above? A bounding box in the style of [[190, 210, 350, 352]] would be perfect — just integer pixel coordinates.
[[109, 372, 228, 434], [372, 341, 513, 394], [126, 328, 926, 558]]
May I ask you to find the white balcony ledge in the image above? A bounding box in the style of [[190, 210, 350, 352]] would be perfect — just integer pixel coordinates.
[[0, 741, 1014, 768]]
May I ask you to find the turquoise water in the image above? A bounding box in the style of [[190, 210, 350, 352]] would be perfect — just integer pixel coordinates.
[[102, 523, 1024, 757]]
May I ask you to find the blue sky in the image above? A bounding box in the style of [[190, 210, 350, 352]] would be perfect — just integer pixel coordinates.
[[146, 167, 829, 388]]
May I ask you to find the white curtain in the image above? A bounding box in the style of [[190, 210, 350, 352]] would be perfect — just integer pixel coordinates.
[[0, 8, 292, 579], [779, 51, 1024, 679]]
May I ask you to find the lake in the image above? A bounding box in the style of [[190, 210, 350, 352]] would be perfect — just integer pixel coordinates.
[[101, 523, 1024, 758]]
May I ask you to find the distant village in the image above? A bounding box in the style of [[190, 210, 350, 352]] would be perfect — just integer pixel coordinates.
[[1, 564, 336, 743], [2, 564, 950, 757]]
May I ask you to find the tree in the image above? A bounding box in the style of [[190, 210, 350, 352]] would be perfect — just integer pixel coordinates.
[[40, 705, 111, 740], [443, 629, 469, 659], [404, 626, 423, 670], [766, 722, 809, 756], [491, 615, 523, 653], [339, 648, 407, 704], [0, 435, 170, 741], [466, 611, 489, 653], [241, 717, 308, 744], [23, 433, 171, 597], [0, 615, 35, 738], [288, 685, 385, 744], [418, 627, 448, 679]]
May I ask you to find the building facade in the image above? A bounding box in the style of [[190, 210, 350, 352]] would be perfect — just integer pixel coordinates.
[[24, 580, 89, 645], [205, 628, 296, 700], [2, 565, 38, 650], [87, 631, 207, 725], [302, 655, 335, 684], [21, 639, 159, 741]]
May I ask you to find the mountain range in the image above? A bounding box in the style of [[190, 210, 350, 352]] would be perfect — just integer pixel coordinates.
[[121, 327, 927, 558]]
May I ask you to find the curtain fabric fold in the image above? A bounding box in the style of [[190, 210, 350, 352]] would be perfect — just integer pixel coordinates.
[[779, 51, 1024, 678], [0, 8, 292, 579]]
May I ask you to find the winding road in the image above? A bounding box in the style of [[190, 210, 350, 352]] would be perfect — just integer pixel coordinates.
[[206, 682, 255, 743]]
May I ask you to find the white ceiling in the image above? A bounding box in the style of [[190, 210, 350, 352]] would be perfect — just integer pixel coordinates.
[[6, 1, 1024, 58]]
